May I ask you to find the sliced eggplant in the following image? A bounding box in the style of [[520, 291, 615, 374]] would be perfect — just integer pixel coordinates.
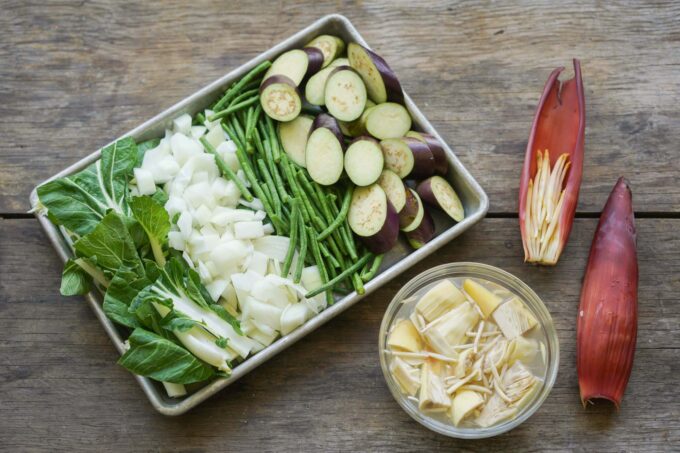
[[304, 66, 335, 106], [406, 131, 448, 175], [380, 138, 414, 178], [339, 100, 376, 137], [377, 169, 407, 213], [402, 137, 435, 179], [278, 114, 314, 167], [348, 43, 404, 104], [365, 102, 412, 140], [302, 47, 325, 78], [417, 175, 465, 222], [263, 49, 319, 87], [329, 57, 350, 68], [406, 208, 435, 249], [399, 188, 424, 232], [348, 184, 400, 253], [324, 66, 367, 122], [260, 76, 302, 122], [310, 113, 344, 142], [306, 35, 346, 68], [305, 114, 345, 185], [344, 136, 383, 186]]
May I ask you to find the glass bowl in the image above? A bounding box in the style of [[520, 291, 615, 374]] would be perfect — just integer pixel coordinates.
[[378, 262, 559, 439]]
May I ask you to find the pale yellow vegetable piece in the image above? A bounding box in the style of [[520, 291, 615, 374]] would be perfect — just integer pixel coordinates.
[[475, 393, 517, 427], [387, 319, 422, 353], [486, 338, 510, 371], [508, 336, 539, 365], [502, 361, 538, 404], [423, 302, 479, 356], [454, 348, 474, 379], [463, 279, 503, 319], [418, 360, 451, 412], [415, 280, 466, 322], [390, 357, 421, 396], [492, 297, 538, 339], [451, 390, 485, 426]]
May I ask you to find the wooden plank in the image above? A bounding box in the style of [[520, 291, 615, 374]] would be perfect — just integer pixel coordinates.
[[1, 217, 677, 451], [2, 1, 680, 213]]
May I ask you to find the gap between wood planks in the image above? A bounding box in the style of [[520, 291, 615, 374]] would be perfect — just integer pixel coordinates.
[[3, 212, 680, 220]]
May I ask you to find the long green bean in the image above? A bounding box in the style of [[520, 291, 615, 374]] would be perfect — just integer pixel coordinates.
[[281, 200, 299, 277], [317, 185, 353, 240], [265, 115, 281, 162], [228, 89, 260, 109], [208, 96, 259, 122], [307, 227, 333, 305], [264, 140, 289, 203], [212, 60, 270, 112], [361, 254, 384, 282], [257, 159, 281, 212], [305, 253, 372, 298], [293, 218, 308, 283]]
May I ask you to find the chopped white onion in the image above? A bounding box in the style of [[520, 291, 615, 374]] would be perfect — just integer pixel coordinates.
[[206, 279, 229, 302], [234, 221, 264, 240], [133, 168, 156, 196], [204, 125, 226, 149], [168, 231, 185, 251], [172, 113, 192, 135], [253, 236, 290, 263], [177, 211, 193, 239], [190, 125, 207, 139], [247, 251, 268, 276], [281, 303, 310, 335]]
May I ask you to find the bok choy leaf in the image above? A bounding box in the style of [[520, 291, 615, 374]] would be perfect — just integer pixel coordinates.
[[37, 137, 138, 236], [118, 328, 216, 384]]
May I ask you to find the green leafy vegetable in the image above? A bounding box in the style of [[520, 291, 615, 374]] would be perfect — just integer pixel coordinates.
[[118, 328, 215, 384], [130, 196, 170, 266], [103, 264, 152, 328], [73, 211, 141, 275], [37, 137, 138, 236], [59, 259, 92, 296]]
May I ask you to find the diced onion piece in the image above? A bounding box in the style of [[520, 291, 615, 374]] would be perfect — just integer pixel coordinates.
[[246, 296, 283, 331], [205, 279, 229, 302], [172, 113, 192, 135], [193, 204, 212, 226], [177, 212, 193, 239], [133, 168, 157, 196], [204, 125, 226, 149], [168, 231, 185, 251], [247, 251, 269, 276], [234, 221, 265, 239], [190, 125, 207, 139], [253, 236, 291, 263], [170, 133, 203, 166], [280, 303, 310, 335]]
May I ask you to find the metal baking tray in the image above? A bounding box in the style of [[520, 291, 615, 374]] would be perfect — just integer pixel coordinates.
[[30, 14, 488, 415]]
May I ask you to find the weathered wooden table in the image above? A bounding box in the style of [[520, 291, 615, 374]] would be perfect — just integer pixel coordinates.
[[2, 1, 679, 451]]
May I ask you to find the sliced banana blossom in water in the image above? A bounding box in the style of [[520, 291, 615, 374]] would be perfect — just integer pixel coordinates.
[[519, 59, 585, 265], [419, 360, 451, 412], [577, 177, 637, 408]]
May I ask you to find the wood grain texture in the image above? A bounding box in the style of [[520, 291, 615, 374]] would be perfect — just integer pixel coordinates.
[[1, 218, 678, 452], [2, 0, 680, 213]]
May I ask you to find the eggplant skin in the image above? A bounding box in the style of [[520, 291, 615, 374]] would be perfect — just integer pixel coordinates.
[[310, 113, 344, 145], [577, 177, 637, 409], [361, 199, 400, 254], [302, 47, 324, 79], [406, 209, 435, 249]]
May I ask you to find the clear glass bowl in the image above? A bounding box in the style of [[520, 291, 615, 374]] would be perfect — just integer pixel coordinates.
[[378, 262, 559, 439]]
